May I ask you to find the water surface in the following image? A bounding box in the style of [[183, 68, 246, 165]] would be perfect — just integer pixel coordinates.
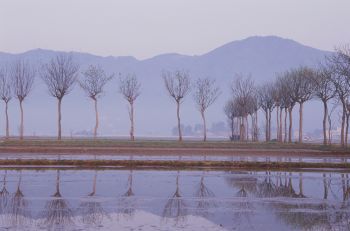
[[0, 168, 349, 230]]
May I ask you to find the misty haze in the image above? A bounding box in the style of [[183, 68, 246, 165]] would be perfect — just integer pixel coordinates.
[[0, 0, 349, 231]]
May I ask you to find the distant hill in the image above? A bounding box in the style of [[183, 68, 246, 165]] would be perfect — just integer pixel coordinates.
[[0, 36, 331, 138]]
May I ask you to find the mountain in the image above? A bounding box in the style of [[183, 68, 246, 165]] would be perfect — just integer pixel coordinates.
[[0, 36, 331, 137]]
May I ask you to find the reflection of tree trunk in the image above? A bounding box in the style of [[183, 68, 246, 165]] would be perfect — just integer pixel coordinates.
[[19, 100, 24, 140], [42, 169, 74, 229], [79, 171, 107, 225], [9, 170, 30, 226], [323, 173, 328, 200], [176, 101, 182, 141], [93, 99, 99, 138], [0, 170, 9, 213], [5, 102, 10, 138], [322, 100, 328, 145], [298, 102, 303, 143], [58, 98, 62, 140], [201, 110, 207, 142], [194, 172, 216, 217], [298, 173, 305, 198], [163, 171, 187, 224]]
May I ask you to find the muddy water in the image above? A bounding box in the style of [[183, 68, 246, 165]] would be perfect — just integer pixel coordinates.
[[0, 168, 348, 230]]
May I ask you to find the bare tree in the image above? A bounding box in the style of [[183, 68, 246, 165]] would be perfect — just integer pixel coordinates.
[[224, 99, 236, 141], [0, 66, 12, 138], [312, 65, 336, 145], [41, 55, 79, 140], [327, 45, 350, 146], [79, 65, 113, 138], [119, 74, 141, 141], [193, 78, 221, 141], [163, 70, 191, 141], [288, 66, 315, 143], [258, 83, 275, 141], [10, 60, 35, 140], [231, 75, 255, 141]]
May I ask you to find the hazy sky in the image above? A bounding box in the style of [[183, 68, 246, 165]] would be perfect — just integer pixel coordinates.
[[0, 0, 349, 59]]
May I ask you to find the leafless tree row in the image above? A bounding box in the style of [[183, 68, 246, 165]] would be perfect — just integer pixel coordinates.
[[163, 70, 221, 141], [223, 45, 350, 146]]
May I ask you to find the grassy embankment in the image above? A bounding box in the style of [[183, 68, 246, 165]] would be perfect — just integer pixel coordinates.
[[0, 139, 349, 169]]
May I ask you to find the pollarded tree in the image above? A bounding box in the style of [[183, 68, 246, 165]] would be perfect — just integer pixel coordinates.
[[119, 74, 141, 141], [231, 75, 255, 141], [163, 70, 191, 141], [276, 75, 294, 143], [312, 65, 336, 145], [193, 78, 221, 141], [327, 45, 350, 146], [10, 60, 35, 140], [224, 99, 236, 141], [41, 54, 79, 140], [0, 66, 12, 138], [79, 65, 113, 138], [258, 83, 275, 142], [288, 66, 315, 143]]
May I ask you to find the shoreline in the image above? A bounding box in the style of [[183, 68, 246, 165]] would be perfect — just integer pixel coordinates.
[[0, 159, 348, 170]]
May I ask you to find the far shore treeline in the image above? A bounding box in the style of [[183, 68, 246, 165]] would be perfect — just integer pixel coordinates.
[[0, 45, 349, 147]]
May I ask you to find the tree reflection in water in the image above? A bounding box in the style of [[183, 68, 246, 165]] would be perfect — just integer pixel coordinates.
[[41, 170, 74, 230], [225, 172, 256, 230], [8, 170, 31, 227], [0, 170, 9, 215], [194, 171, 216, 217], [163, 170, 187, 224], [78, 170, 108, 226], [117, 169, 136, 219]]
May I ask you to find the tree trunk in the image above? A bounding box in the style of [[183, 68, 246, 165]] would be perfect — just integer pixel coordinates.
[[322, 100, 328, 145], [284, 108, 287, 143], [93, 99, 99, 138], [341, 103, 346, 147], [19, 100, 24, 140], [276, 107, 279, 141], [5, 101, 9, 139], [255, 112, 258, 141], [201, 110, 207, 142], [129, 101, 135, 141], [288, 107, 293, 143], [245, 115, 249, 141], [230, 117, 234, 140], [346, 113, 349, 147], [265, 110, 269, 142], [279, 108, 283, 142], [298, 102, 303, 143], [57, 98, 62, 140], [268, 110, 272, 141], [176, 100, 182, 141]]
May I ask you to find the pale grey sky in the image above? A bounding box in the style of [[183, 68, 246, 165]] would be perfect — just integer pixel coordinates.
[[0, 0, 349, 59]]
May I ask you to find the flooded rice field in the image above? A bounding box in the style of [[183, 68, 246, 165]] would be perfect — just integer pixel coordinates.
[[0, 153, 349, 164], [0, 168, 348, 230]]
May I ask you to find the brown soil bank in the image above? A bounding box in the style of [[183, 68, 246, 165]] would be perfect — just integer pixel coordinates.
[[0, 159, 349, 171], [0, 139, 349, 156]]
